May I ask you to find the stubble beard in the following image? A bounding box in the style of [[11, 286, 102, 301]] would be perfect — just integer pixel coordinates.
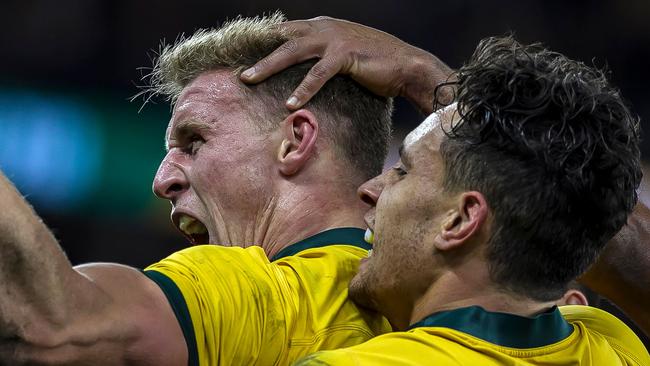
[[348, 271, 381, 313]]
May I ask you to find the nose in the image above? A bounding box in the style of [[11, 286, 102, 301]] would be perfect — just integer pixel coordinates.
[[153, 158, 189, 201], [357, 175, 384, 206]]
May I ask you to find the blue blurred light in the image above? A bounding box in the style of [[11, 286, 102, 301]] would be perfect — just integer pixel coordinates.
[[0, 91, 103, 210]]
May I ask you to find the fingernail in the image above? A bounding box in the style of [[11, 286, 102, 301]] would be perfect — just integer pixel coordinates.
[[241, 68, 255, 79], [287, 96, 299, 108]]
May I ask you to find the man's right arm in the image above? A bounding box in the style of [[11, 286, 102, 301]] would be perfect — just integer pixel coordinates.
[[0, 172, 185, 365]]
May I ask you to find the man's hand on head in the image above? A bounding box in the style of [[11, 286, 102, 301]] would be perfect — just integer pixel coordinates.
[[240, 16, 455, 115]]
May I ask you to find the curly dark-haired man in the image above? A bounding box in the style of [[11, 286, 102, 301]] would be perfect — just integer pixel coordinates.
[[244, 17, 650, 345], [265, 33, 649, 365]]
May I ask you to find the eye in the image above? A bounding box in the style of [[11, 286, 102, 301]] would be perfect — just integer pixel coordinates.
[[184, 134, 205, 155], [393, 166, 407, 177]]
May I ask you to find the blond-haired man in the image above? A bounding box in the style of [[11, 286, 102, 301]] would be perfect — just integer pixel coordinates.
[[0, 13, 451, 365]]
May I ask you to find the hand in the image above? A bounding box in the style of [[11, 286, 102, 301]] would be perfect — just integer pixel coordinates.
[[240, 16, 455, 114]]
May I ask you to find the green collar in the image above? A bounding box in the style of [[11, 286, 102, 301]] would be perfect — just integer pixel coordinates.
[[408, 305, 573, 348], [270, 227, 370, 261]]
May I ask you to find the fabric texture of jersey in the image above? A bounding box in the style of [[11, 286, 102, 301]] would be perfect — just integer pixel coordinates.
[[294, 305, 650, 365], [143, 228, 391, 366]]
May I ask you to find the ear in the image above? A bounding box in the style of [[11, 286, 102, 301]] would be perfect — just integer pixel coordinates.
[[557, 289, 589, 306], [277, 109, 319, 176], [435, 191, 488, 251]]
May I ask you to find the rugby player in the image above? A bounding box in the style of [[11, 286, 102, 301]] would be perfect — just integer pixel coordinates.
[[244, 16, 650, 338], [1, 15, 646, 366], [251, 29, 649, 364], [0, 13, 439, 365]]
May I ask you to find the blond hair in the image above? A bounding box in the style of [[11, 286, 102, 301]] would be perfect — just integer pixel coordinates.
[[148, 11, 289, 104], [145, 12, 393, 180]]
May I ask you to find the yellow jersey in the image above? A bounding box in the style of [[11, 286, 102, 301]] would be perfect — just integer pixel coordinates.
[[143, 228, 391, 366], [294, 305, 650, 365]]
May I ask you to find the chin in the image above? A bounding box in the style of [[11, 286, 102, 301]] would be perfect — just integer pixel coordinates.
[[348, 274, 380, 312]]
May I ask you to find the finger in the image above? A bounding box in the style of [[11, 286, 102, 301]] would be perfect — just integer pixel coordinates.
[[240, 37, 319, 84], [286, 57, 341, 110], [275, 20, 314, 37]]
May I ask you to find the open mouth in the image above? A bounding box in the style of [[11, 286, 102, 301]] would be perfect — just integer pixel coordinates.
[[173, 213, 209, 245]]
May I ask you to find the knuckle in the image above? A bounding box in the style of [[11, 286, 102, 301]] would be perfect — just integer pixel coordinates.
[[279, 39, 299, 55], [309, 62, 331, 79]]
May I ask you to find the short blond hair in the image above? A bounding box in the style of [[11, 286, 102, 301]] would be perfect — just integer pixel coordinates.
[[149, 11, 289, 104], [146, 12, 393, 181]]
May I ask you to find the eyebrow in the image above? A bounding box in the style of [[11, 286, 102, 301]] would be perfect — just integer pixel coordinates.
[[165, 120, 211, 151]]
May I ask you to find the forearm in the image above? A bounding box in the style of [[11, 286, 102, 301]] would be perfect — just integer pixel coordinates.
[[580, 203, 650, 335], [0, 173, 185, 365], [0, 172, 79, 337]]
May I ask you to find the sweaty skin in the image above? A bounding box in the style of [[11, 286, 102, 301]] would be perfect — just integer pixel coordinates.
[[0, 172, 186, 365]]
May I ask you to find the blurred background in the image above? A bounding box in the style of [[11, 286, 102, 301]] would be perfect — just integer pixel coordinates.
[[1, 0, 648, 345]]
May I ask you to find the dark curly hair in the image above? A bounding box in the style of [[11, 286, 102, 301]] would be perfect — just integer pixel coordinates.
[[438, 36, 641, 301]]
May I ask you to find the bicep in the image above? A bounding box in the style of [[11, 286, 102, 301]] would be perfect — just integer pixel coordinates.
[[71, 263, 187, 366]]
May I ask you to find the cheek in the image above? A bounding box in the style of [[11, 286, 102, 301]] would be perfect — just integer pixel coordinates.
[[191, 148, 273, 204]]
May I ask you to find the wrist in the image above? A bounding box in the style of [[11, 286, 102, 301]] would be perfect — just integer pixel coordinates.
[[402, 50, 455, 115]]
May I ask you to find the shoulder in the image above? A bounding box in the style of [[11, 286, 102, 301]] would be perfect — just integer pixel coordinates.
[[148, 244, 270, 269], [141, 246, 287, 365], [145, 245, 273, 285], [274, 244, 369, 273], [272, 244, 369, 308], [143, 244, 279, 306], [560, 305, 650, 364], [560, 305, 636, 339]]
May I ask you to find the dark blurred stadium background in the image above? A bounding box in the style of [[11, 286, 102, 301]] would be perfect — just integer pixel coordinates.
[[1, 0, 648, 345]]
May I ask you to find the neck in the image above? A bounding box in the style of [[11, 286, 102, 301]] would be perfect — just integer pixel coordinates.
[[249, 182, 367, 259], [398, 263, 556, 330]]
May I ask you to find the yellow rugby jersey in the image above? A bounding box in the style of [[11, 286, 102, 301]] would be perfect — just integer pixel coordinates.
[[294, 305, 650, 365], [143, 228, 391, 366]]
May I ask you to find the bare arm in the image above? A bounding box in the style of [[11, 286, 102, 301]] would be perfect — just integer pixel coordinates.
[[240, 16, 455, 115], [0, 172, 185, 365], [580, 203, 650, 336]]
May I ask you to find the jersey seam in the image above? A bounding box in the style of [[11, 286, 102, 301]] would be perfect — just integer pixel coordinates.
[[608, 338, 645, 365], [289, 324, 375, 347], [142, 270, 199, 366], [424, 326, 578, 356]]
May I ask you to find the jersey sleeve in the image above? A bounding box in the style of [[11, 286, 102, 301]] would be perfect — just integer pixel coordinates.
[[144, 245, 288, 366], [560, 305, 650, 365]]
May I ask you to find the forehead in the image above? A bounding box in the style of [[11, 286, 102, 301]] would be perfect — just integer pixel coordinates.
[[176, 69, 243, 110], [403, 103, 458, 152], [166, 70, 249, 139]]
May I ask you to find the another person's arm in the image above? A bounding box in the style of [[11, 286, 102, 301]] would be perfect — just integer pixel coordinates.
[[580, 202, 650, 336], [0, 172, 185, 365], [240, 16, 454, 115], [242, 16, 650, 337]]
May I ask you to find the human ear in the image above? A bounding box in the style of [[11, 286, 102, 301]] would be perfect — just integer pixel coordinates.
[[557, 289, 589, 306], [436, 192, 488, 251], [277, 109, 319, 176]]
